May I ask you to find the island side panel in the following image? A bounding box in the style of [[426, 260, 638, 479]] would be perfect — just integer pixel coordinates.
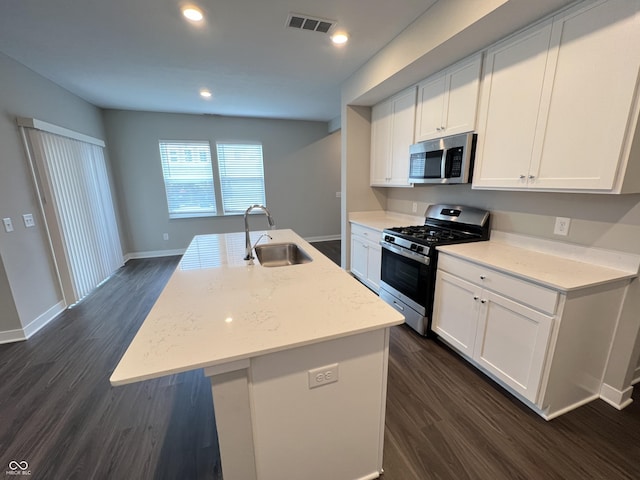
[[207, 360, 258, 480], [249, 329, 389, 480]]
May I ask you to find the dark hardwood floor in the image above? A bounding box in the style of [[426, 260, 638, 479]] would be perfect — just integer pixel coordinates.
[[1, 246, 639, 479], [310, 239, 341, 265]]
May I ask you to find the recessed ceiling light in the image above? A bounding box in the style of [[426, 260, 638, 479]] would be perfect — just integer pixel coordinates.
[[182, 6, 204, 22], [200, 89, 212, 98], [331, 32, 349, 45]]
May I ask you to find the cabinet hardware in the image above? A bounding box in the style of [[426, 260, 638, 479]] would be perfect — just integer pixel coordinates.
[[529, 175, 535, 179], [473, 296, 479, 300], [480, 299, 486, 304], [480, 275, 486, 280], [519, 175, 526, 179]]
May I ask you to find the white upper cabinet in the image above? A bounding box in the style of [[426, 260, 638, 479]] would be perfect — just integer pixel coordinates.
[[370, 86, 417, 187], [473, 0, 640, 193], [415, 54, 482, 142], [473, 22, 553, 188]]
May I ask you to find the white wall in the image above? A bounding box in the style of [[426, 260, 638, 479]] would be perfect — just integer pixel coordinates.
[[103, 110, 341, 256], [0, 51, 108, 336]]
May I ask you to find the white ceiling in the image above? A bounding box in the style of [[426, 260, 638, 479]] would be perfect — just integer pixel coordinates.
[[0, 0, 437, 121]]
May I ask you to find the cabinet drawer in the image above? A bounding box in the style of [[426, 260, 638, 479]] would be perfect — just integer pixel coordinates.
[[351, 223, 381, 241], [438, 254, 558, 315]]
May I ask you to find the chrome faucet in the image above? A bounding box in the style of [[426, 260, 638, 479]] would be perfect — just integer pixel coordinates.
[[244, 205, 275, 260]]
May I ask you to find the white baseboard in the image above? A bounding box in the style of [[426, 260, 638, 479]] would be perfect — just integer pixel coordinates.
[[23, 300, 65, 338], [0, 300, 65, 344], [633, 366, 640, 385], [600, 382, 634, 410], [305, 234, 341, 243], [0, 328, 27, 344], [124, 248, 186, 261]]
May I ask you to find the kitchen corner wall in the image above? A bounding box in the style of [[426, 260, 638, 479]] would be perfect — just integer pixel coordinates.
[[0, 51, 108, 337], [103, 110, 341, 256], [340, 0, 640, 400]]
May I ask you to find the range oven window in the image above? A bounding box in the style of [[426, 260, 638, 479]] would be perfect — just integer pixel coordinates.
[[380, 248, 432, 308]]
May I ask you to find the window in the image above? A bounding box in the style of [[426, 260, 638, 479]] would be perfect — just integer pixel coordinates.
[[216, 143, 266, 215], [158, 140, 266, 219], [159, 141, 217, 218]]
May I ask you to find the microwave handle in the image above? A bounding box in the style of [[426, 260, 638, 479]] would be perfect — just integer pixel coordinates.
[[380, 241, 431, 266]]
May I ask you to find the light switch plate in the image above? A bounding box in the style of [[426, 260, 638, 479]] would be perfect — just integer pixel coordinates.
[[3, 218, 13, 233]]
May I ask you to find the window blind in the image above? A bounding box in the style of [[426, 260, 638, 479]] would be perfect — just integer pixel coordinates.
[[216, 143, 266, 215], [159, 141, 217, 218]]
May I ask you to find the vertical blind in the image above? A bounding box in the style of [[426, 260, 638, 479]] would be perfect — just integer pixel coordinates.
[[159, 141, 217, 218], [26, 129, 123, 304], [216, 143, 266, 215]]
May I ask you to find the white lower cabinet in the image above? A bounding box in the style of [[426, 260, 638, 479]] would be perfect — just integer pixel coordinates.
[[473, 289, 553, 402], [434, 270, 552, 403], [350, 223, 381, 292], [433, 252, 630, 418]]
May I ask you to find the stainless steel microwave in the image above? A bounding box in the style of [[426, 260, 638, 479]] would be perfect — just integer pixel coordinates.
[[408, 132, 476, 184]]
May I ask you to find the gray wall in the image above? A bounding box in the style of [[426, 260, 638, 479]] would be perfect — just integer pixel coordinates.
[[0, 51, 107, 332], [103, 110, 341, 255], [385, 186, 640, 254]]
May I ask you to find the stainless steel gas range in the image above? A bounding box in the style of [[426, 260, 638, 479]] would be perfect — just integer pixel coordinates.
[[379, 204, 490, 336]]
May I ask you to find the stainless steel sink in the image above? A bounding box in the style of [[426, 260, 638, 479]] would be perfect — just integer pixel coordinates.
[[254, 243, 313, 267]]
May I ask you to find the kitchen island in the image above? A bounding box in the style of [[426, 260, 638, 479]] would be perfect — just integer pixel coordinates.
[[110, 229, 404, 480]]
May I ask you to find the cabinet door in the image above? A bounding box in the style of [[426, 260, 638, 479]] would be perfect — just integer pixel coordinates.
[[350, 235, 368, 281], [473, 290, 553, 403], [370, 100, 392, 186], [442, 54, 482, 137], [415, 73, 446, 142], [432, 271, 481, 357], [388, 87, 417, 186], [366, 241, 381, 292], [473, 21, 553, 189], [531, 0, 640, 190]]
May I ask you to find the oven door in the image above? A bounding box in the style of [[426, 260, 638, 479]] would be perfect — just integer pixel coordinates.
[[379, 242, 433, 316]]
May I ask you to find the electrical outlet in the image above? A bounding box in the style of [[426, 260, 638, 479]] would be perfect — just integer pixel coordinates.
[[335, 191, 341, 198], [412, 202, 418, 213], [23, 214, 35, 228], [163, 233, 169, 241], [3, 218, 14, 233], [554, 217, 571, 236], [308, 363, 339, 389]]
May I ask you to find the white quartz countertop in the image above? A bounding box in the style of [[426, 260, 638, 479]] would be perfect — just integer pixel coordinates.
[[110, 229, 404, 386], [349, 210, 425, 232], [437, 241, 637, 291]]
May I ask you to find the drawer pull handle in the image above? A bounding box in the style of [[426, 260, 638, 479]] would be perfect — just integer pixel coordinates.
[[480, 275, 486, 280], [519, 174, 526, 179]]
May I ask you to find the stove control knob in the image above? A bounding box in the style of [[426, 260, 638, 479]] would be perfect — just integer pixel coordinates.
[[410, 244, 417, 251], [416, 246, 424, 253], [384, 235, 394, 243]]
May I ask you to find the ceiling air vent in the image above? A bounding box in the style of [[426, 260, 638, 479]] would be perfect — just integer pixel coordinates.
[[286, 13, 335, 34]]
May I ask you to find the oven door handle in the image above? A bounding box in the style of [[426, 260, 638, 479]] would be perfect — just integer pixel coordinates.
[[380, 241, 431, 266]]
